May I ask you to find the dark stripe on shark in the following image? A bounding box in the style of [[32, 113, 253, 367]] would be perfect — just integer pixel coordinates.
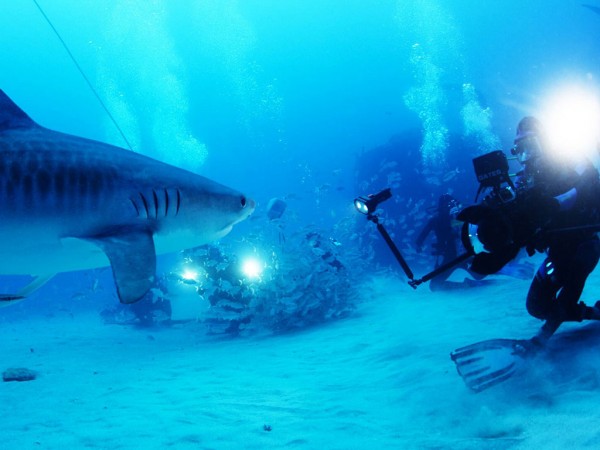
[[23, 174, 33, 205], [36, 170, 52, 202], [0, 151, 115, 212], [10, 160, 22, 185]]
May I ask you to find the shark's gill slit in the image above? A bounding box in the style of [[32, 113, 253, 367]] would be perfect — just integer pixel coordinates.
[[130, 198, 140, 216], [139, 192, 149, 218], [175, 189, 181, 216], [152, 189, 159, 219], [164, 189, 169, 217]]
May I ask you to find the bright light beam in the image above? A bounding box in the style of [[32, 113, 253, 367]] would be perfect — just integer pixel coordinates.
[[180, 268, 200, 284], [539, 84, 600, 160], [242, 258, 263, 280]]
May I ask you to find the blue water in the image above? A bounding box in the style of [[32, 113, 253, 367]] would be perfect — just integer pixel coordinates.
[[3, 1, 600, 447], [2, 0, 599, 336], [6, 1, 600, 200]]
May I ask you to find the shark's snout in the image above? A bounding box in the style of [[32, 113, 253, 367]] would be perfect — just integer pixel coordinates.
[[237, 195, 256, 224]]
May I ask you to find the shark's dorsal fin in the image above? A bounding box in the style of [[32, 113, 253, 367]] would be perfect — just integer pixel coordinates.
[[87, 230, 157, 304], [0, 90, 39, 131]]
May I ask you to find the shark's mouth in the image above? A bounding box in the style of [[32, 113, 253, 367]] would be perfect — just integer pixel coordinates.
[[234, 198, 256, 225]]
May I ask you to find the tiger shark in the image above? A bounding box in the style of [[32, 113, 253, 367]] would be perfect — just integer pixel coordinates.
[[0, 90, 255, 304]]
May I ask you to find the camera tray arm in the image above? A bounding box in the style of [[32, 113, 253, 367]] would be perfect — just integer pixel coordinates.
[[408, 251, 474, 288], [366, 213, 415, 284], [366, 213, 474, 289]]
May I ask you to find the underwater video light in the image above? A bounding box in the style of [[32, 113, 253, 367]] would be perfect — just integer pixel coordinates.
[[242, 257, 263, 280], [353, 188, 392, 215], [179, 267, 201, 285], [540, 83, 600, 160]]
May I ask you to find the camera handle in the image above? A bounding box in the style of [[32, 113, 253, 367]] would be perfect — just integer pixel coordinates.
[[366, 213, 474, 289]]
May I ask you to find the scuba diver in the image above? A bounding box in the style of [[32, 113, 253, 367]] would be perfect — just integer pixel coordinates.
[[415, 194, 487, 290], [452, 116, 600, 392], [511, 116, 600, 346]]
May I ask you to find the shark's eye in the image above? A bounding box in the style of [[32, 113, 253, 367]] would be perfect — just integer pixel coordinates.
[[240, 196, 247, 208]]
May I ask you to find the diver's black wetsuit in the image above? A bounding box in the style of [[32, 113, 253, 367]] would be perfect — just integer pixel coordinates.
[[522, 156, 600, 338]]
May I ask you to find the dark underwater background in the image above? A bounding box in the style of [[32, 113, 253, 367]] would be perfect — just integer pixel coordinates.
[[3, 1, 600, 448]]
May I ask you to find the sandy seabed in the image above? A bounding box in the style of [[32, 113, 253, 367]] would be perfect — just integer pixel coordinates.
[[2, 270, 600, 450]]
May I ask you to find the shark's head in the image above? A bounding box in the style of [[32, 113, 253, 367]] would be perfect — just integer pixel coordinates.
[[153, 178, 256, 255], [208, 188, 256, 235]]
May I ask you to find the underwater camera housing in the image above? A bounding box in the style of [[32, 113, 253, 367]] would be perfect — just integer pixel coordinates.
[[472, 150, 516, 205], [459, 150, 539, 274]]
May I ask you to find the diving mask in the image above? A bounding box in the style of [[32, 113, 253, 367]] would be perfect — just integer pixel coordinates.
[[511, 135, 543, 164]]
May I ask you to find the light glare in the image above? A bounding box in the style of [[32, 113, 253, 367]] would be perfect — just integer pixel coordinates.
[[181, 268, 199, 283], [540, 85, 600, 160], [242, 258, 263, 279]]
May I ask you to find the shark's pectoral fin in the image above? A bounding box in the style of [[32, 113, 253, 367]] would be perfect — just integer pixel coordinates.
[[87, 230, 156, 304]]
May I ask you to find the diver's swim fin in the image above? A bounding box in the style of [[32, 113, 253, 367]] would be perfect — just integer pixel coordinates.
[[450, 338, 530, 392]]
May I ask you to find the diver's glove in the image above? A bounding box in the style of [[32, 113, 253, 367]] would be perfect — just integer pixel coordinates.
[[525, 228, 549, 256]]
